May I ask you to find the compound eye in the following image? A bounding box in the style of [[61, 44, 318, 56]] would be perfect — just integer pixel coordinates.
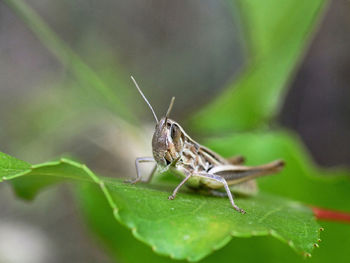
[[170, 124, 176, 139]]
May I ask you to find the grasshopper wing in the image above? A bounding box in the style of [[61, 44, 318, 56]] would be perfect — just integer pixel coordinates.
[[209, 160, 284, 185]]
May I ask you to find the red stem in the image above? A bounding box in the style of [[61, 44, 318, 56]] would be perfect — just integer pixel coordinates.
[[312, 206, 350, 224]]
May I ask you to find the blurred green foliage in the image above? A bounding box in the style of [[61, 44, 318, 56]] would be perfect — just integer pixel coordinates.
[[3, 0, 134, 122], [2, 0, 350, 263], [189, 0, 326, 133]]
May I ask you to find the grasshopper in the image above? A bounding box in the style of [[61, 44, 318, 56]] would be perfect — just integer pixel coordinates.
[[128, 76, 284, 213]]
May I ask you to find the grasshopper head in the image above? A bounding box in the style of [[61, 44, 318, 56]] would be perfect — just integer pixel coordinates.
[[152, 117, 169, 165], [152, 117, 185, 166], [130, 76, 184, 166], [151, 96, 187, 167]]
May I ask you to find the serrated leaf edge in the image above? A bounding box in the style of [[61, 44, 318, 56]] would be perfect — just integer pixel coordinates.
[[1, 158, 321, 262]]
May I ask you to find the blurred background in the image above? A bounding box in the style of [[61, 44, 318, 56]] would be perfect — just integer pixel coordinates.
[[0, 0, 349, 262]]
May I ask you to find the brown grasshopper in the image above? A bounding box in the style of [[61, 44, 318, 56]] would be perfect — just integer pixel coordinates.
[[128, 76, 284, 213]]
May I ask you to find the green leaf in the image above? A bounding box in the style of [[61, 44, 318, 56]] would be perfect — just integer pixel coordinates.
[[75, 183, 177, 263], [189, 0, 327, 133], [0, 152, 30, 178], [78, 184, 350, 263], [202, 130, 350, 263], [78, 183, 350, 263], [0, 151, 320, 261]]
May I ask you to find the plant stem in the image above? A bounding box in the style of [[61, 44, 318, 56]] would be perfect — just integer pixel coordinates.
[[312, 206, 350, 224], [3, 0, 135, 121]]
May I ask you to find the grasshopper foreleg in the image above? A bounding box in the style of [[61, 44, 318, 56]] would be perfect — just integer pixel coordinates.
[[168, 172, 192, 200], [145, 164, 157, 183], [126, 157, 155, 184]]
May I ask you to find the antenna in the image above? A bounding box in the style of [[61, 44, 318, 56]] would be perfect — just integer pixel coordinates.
[[131, 76, 159, 123], [165, 97, 175, 120]]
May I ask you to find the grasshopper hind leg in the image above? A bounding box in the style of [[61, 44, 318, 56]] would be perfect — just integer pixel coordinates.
[[197, 173, 246, 214], [167, 172, 246, 214], [221, 177, 246, 214]]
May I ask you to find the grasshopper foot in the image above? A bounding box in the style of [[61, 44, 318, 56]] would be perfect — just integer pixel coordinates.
[[124, 177, 141, 184], [232, 205, 246, 214], [168, 195, 175, 200], [239, 208, 246, 214], [235, 207, 246, 214]]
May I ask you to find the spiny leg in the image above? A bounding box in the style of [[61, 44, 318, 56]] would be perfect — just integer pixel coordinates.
[[221, 179, 245, 214], [168, 172, 192, 200], [242, 160, 284, 175], [197, 173, 246, 214], [224, 160, 285, 186], [126, 157, 155, 184]]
